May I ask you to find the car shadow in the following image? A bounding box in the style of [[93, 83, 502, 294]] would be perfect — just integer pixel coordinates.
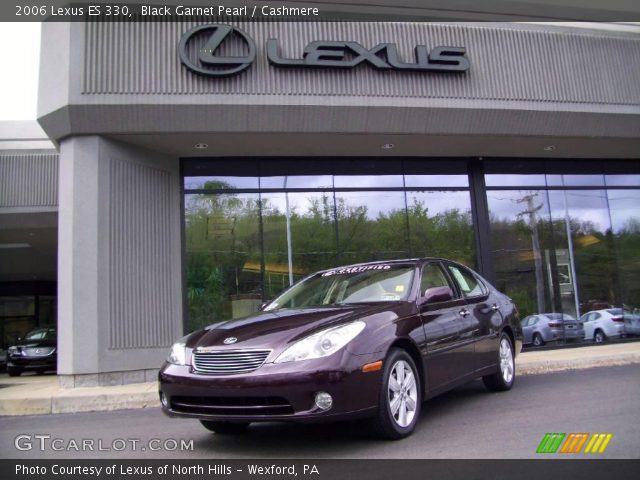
[[189, 379, 490, 457]]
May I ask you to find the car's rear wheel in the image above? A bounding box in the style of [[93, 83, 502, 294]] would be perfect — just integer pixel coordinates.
[[483, 334, 515, 392], [371, 348, 421, 440], [594, 329, 607, 343], [7, 367, 21, 377], [532, 333, 544, 347], [199, 420, 250, 434]]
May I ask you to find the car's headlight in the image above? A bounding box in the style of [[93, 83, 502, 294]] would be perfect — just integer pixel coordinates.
[[167, 341, 187, 365], [274, 321, 366, 363]]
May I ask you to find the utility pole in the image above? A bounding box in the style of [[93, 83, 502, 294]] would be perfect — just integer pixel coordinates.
[[517, 193, 545, 314]]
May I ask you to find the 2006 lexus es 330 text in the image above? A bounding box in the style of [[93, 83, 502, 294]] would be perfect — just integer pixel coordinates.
[[159, 258, 522, 439]]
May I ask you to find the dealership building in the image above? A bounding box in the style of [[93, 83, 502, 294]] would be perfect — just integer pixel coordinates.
[[0, 18, 639, 387]]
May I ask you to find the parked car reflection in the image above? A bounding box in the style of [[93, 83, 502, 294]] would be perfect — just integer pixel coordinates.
[[521, 313, 584, 347], [581, 308, 628, 343]]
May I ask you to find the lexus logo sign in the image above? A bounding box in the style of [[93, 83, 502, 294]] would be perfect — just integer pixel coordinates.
[[179, 24, 470, 77], [179, 24, 256, 76]]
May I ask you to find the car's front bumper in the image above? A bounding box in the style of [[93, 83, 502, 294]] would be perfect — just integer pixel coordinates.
[[159, 351, 383, 423], [7, 355, 56, 371]]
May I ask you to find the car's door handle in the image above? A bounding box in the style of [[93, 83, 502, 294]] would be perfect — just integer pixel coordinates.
[[459, 309, 470, 318], [491, 304, 500, 311]]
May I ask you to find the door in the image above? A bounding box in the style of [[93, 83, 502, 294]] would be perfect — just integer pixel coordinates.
[[445, 263, 502, 373], [419, 262, 469, 391], [522, 316, 536, 344]]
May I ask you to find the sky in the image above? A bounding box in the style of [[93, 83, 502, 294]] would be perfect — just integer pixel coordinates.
[[0, 23, 41, 120]]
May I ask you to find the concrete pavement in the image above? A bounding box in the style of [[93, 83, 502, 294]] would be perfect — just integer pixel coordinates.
[[1, 341, 639, 416]]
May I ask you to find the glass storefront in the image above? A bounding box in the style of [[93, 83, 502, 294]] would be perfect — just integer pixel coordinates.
[[485, 164, 640, 345], [183, 158, 640, 346], [183, 159, 473, 331]]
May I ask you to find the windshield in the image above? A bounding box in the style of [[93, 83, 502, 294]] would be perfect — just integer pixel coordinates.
[[264, 264, 415, 311], [25, 328, 55, 341]]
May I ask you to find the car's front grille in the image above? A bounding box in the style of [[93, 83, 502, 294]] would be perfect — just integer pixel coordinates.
[[22, 347, 55, 357], [170, 395, 294, 416], [192, 349, 270, 375]]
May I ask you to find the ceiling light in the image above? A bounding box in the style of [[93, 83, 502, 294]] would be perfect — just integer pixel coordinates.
[[194, 143, 209, 149], [543, 145, 556, 151], [381, 143, 394, 150]]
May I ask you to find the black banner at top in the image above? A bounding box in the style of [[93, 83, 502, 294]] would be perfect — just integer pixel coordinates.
[[4, 0, 640, 22]]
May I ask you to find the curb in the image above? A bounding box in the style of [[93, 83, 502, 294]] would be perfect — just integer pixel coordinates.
[[517, 353, 640, 376], [0, 384, 160, 416]]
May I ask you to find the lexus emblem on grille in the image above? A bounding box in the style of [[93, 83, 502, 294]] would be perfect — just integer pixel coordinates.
[[223, 337, 238, 345], [35, 349, 40, 354]]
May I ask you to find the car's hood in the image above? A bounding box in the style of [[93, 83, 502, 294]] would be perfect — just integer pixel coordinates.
[[188, 303, 394, 351]]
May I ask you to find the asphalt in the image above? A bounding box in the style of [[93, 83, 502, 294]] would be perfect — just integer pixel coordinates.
[[0, 341, 639, 416], [0, 364, 638, 459]]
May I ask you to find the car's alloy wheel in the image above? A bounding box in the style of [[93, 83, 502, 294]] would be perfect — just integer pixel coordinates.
[[199, 421, 250, 434], [533, 333, 544, 347], [372, 348, 421, 439], [594, 330, 606, 343], [483, 333, 515, 392]]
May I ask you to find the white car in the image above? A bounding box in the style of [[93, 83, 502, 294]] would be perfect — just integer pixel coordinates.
[[581, 308, 626, 343]]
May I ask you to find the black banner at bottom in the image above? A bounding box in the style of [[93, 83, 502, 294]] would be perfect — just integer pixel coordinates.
[[2, 460, 640, 480]]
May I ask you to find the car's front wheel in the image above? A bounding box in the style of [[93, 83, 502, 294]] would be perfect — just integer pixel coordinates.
[[483, 333, 515, 392], [371, 348, 421, 440], [7, 367, 21, 377], [199, 421, 250, 434]]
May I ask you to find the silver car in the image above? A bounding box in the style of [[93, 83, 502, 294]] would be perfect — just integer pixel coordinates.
[[522, 313, 584, 347]]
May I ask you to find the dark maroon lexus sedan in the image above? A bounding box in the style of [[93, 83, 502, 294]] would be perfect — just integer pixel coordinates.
[[159, 259, 521, 439]]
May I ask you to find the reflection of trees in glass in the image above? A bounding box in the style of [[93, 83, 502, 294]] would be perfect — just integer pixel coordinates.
[[489, 190, 639, 320], [185, 188, 475, 329]]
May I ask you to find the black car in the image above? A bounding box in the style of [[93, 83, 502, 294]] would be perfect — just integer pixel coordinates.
[[160, 259, 522, 439], [7, 327, 57, 376]]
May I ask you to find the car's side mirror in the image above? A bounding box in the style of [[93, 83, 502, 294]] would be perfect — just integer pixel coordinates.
[[419, 286, 454, 306]]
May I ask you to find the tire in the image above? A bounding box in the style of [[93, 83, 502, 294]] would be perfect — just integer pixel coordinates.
[[594, 330, 607, 343], [7, 367, 21, 377], [483, 333, 515, 392], [199, 421, 250, 434], [371, 348, 421, 440], [532, 333, 544, 347]]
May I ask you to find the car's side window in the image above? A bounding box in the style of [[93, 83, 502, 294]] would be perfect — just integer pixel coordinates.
[[593, 312, 601, 320], [447, 264, 485, 298], [420, 263, 455, 298]]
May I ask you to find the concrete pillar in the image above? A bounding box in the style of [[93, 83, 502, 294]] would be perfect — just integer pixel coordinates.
[[57, 136, 183, 387]]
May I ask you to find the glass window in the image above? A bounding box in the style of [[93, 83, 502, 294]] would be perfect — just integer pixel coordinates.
[[336, 191, 409, 264], [184, 193, 262, 330], [485, 174, 547, 187], [333, 175, 403, 189], [545, 174, 605, 187], [406, 191, 475, 266], [420, 263, 451, 296], [405, 175, 469, 188], [447, 264, 484, 297], [605, 175, 640, 187], [184, 176, 259, 190], [260, 192, 338, 299]]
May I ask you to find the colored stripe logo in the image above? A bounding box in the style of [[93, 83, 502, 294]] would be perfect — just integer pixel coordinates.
[[536, 433, 613, 454]]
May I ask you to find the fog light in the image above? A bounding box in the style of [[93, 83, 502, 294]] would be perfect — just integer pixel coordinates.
[[315, 391, 333, 411], [159, 392, 168, 408]]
